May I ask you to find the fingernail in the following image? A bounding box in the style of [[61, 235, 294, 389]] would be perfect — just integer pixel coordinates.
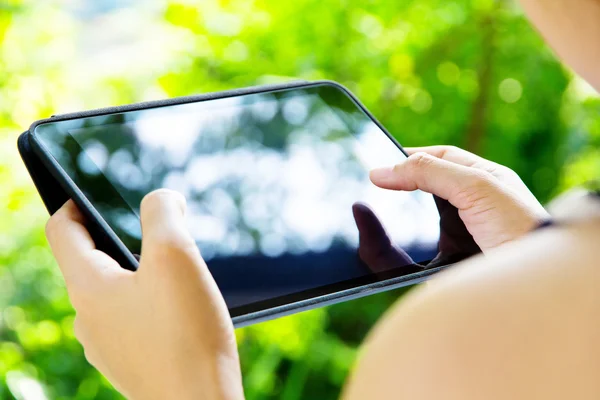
[[370, 167, 395, 182]]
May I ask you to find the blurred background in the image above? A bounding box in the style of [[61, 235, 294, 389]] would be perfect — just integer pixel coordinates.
[[0, 0, 599, 399]]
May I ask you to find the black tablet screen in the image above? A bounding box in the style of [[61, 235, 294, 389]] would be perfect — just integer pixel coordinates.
[[35, 83, 457, 314]]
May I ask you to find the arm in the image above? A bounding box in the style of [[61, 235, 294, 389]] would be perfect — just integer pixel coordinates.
[[344, 215, 600, 400], [519, 0, 600, 90], [345, 147, 600, 399]]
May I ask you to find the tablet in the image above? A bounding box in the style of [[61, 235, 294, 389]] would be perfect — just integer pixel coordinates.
[[24, 81, 474, 326]]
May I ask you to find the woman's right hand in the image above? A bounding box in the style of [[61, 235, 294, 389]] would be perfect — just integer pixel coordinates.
[[370, 146, 550, 254]]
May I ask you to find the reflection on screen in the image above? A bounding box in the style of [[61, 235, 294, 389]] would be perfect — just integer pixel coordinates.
[[36, 85, 442, 310]]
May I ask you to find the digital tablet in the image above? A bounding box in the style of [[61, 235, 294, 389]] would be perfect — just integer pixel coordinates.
[[19, 80, 477, 326]]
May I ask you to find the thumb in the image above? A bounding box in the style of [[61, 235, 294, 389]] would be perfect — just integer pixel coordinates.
[[370, 152, 494, 210], [139, 189, 199, 262]]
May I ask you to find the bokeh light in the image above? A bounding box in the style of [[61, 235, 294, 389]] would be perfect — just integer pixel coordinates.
[[1, 1, 599, 399]]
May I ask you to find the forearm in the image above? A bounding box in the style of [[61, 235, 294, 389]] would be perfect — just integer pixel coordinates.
[[519, 0, 600, 90]]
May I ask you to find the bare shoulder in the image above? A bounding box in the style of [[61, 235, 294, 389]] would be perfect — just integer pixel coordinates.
[[519, 0, 600, 90], [343, 219, 600, 400]]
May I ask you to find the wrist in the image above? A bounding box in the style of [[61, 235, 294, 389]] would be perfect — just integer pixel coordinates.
[[125, 354, 243, 400], [175, 353, 244, 400]]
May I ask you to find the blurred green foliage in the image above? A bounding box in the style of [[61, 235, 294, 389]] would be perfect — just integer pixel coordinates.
[[0, 0, 599, 399]]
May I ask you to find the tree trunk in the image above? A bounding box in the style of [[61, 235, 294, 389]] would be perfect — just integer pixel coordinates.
[[464, 9, 498, 154]]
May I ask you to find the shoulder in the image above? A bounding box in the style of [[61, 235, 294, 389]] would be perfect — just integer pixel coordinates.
[[344, 191, 600, 400]]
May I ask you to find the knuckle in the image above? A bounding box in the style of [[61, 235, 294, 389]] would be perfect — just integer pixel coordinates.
[[445, 145, 463, 158], [497, 164, 520, 179], [161, 231, 197, 251], [444, 145, 460, 154], [408, 152, 435, 171], [470, 169, 495, 187], [148, 233, 200, 263], [391, 162, 404, 175], [433, 145, 458, 160]]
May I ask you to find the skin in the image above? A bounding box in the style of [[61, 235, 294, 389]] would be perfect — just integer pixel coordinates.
[[343, 1, 600, 396], [370, 147, 549, 252], [44, 1, 600, 398], [46, 191, 243, 400], [518, 0, 600, 91], [343, 216, 600, 400], [48, 146, 558, 400]]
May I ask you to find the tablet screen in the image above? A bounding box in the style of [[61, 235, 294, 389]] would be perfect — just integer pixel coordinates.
[[35, 83, 454, 314]]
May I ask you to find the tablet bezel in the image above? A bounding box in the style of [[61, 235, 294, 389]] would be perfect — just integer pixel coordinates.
[[28, 80, 449, 326]]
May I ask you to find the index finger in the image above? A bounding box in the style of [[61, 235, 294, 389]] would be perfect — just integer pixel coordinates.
[[404, 146, 486, 168], [370, 152, 493, 210], [45, 200, 122, 285]]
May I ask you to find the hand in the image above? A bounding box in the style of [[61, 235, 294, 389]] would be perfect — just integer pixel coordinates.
[[370, 146, 550, 253], [352, 202, 422, 274], [45, 190, 244, 400]]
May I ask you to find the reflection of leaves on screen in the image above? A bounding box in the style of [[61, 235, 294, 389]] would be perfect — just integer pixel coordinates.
[[42, 88, 439, 262]]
